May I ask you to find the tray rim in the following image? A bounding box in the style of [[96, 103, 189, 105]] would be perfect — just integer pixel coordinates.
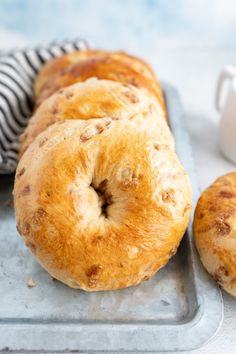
[[0, 83, 223, 352]]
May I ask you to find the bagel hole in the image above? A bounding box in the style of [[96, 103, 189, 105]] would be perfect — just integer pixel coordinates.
[[90, 179, 113, 218]]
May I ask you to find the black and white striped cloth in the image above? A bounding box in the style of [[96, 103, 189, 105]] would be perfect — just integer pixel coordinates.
[[0, 39, 90, 174]]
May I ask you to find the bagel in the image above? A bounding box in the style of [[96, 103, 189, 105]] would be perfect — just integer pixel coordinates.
[[193, 173, 236, 297], [34, 50, 165, 112], [14, 118, 192, 291], [19, 78, 173, 158]]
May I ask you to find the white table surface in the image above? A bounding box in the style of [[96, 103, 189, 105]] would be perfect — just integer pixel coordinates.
[[1, 41, 236, 354]]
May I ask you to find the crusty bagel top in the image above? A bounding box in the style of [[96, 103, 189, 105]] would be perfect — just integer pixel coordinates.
[[19, 78, 173, 157], [34, 49, 165, 111]]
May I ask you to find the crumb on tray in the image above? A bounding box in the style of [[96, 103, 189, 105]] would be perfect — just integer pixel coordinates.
[[27, 277, 36, 288]]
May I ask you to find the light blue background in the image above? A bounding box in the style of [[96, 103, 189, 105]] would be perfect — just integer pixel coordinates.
[[0, 0, 236, 50]]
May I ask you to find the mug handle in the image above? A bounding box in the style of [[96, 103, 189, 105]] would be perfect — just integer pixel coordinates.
[[215, 65, 236, 112]]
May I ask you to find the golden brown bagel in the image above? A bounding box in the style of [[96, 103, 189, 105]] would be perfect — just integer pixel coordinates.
[[19, 78, 173, 158], [193, 172, 236, 297], [34, 50, 165, 112], [14, 118, 192, 291]]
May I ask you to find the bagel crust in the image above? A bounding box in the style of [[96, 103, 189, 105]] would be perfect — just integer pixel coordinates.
[[34, 49, 165, 112], [193, 173, 236, 297], [14, 118, 191, 291], [19, 79, 173, 158]]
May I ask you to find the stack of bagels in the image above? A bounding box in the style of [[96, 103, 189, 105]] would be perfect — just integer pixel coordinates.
[[14, 50, 192, 291]]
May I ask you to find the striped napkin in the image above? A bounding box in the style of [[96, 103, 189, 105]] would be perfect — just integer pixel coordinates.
[[0, 39, 89, 174]]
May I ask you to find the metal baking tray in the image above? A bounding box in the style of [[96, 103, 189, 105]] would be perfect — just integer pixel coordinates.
[[0, 83, 223, 352]]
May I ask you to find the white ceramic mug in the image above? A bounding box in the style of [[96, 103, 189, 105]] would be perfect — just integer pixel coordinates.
[[215, 65, 236, 164]]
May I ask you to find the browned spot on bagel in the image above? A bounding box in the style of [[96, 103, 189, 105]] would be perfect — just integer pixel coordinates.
[[96, 123, 106, 134], [80, 131, 92, 142], [154, 143, 161, 150], [143, 275, 150, 281], [21, 185, 30, 196], [123, 91, 139, 103], [65, 92, 74, 99], [32, 207, 47, 226], [39, 137, 48, 147], [92, 236, 103, 245], [86, 264, 103, 287], [219, 190, 235, 198], [22, 223, 30, 236], [162, 189, 175, 204], [17, 167, 25, 179], [119, 263, 124, 268], [128, 77, 139, 87], [121, 176, 139, 190], [220, 266, 229, 276], [199, 212, 204, 219], [183, 203, 191, 215], [199, 210, 233, 234], [197, 223, 215, 233], [96, 121, 111, 134], [86, 264, 102, 278], [209, 205, 217, 212], [215, 218, 231, 236], [213, 265, 229, 285]]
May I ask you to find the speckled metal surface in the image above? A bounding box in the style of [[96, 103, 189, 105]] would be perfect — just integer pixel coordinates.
[[0, 84, 223, 352]]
